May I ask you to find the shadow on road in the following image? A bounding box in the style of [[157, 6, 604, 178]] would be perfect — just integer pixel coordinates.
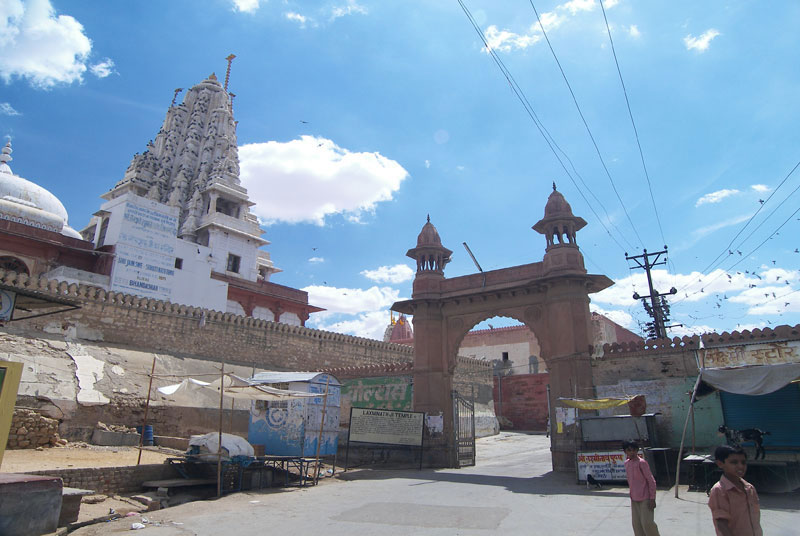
[[337, 467, 630, 498]]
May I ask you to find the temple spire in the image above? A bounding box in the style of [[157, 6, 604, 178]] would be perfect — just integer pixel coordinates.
[[0, 141, 12, 174], [171, 88, 183, 106], [224, 54, 236, 92]]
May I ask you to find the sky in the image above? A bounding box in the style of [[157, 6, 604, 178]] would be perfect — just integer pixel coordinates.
[[2, 0, 800, 342]]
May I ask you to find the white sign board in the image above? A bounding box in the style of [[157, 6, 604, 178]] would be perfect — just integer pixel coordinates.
[[110, 200, 178, 300], [0, 289, 16, 321], [349, 408, 424, 446], [576, 451, 627, 481]]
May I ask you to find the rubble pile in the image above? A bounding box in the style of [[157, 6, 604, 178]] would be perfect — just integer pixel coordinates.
[[8, 408, 65, 449], [96, 421, 137, 433]]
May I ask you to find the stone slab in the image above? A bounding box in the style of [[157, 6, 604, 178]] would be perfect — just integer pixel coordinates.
[[91, 429, 140, 446], [0, 473, 62, 536]]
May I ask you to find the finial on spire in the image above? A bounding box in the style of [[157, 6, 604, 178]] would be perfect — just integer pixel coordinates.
[[552, 181, 557, 191], [426, 214, 430, 223], [224, 54, 236, 92], [0, 141, 12, 174], [171, 88, 183, 106]]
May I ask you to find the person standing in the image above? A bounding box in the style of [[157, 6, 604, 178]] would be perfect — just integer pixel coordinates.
[[623, 440, 660, 536], [708, 445, 763, 536]]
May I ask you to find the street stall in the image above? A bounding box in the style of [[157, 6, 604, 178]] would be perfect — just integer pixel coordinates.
[[556, 396, 667, 484], [675, 340, 800, 496], [154, 372, 327, 494]]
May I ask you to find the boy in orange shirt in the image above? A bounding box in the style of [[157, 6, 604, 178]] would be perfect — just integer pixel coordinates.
[[708, 445, 763, 536]]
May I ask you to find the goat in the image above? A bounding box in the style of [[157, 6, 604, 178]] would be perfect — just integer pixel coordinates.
[[718, 425, 770, 460]]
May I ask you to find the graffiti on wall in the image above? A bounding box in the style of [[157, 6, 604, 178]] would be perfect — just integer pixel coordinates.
[[341, 376, 412, 423]]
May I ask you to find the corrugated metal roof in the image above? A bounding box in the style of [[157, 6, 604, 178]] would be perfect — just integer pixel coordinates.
[[249, 371, 341, 386]]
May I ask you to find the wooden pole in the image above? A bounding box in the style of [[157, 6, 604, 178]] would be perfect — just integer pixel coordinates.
[[217, 363, 225, 497], [137, 354, 157, 465], [674, 372, 703, 498], [313, 377, 330, 485], [229, 397, 235, 433]]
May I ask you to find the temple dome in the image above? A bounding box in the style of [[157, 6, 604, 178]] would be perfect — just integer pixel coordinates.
[[0, 142, 82, 239], [543, 185, 575, 218]]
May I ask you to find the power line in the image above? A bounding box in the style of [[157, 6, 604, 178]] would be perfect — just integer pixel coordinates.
[[456, 0, 633, 253], [699, 158, 800, 276], [598, 0, 667, 249], [529, 0, 645, 249]]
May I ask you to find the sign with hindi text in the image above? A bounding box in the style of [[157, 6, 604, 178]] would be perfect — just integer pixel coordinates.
[[576, 451, 627, 481], [348, 408, 424, 446], [703, 341, 800, 369]]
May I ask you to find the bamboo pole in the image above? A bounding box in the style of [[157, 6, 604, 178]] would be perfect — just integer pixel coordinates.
[[674, 372, 703, 498], [137, 354, 157, 465], [313, 377, 330, 485], [217, 363, 225, 497]]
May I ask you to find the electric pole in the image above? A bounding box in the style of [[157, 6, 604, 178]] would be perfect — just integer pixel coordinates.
[[626, 247, 677, 339]]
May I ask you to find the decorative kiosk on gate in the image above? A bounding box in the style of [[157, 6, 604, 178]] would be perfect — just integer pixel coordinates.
[[247, 372, 341, 457], [393, 185, 613, 469]]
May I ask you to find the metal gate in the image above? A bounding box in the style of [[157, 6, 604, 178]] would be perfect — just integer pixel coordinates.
[[453, 390, 476, 467]]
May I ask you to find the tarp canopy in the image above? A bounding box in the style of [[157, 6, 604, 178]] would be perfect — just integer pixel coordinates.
[[157, 374, 324, 402], [700, 362, 800, 396], [558, 397, 636, 410]]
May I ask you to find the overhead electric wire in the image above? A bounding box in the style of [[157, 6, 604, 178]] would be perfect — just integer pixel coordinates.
[[456, 0, 632, 253], [598, 0, 667, 249], [528, 0, 645, 249], [699, 158, 800, 275]]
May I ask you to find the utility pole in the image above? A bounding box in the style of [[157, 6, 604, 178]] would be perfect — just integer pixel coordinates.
[[626, 247, 676, 339]]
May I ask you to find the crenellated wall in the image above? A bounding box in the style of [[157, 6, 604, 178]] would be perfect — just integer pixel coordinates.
[[0, 269, 413, 371]]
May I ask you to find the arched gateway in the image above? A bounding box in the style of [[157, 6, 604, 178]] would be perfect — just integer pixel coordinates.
[[392, 185, 613, 470]]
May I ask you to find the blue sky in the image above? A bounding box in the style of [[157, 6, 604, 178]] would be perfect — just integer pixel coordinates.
[[2, 0, 800, 341]]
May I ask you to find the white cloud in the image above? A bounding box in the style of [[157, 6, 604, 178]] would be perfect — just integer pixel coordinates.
[[89, 58, 115, 78], [232, 0, 260, 13], [331, 0, 367, 20], [239, 136, 408, 225], [361, 264, 414, 284], [628, 25, 641, 38], [751, 184, 769, 193], [559, 0, 596, 15], [424, 159, 430, 169], [304, 284, 406, 338], [0, 102, 20, 115], [304, 285, 400, 315], [0, 0, 93, 89], [684, 29, 720, 53], [311, 310, 390, 340], [590, 304, 634, 329], [695, 188, 739, 207], [308, 257, 325, 263], [483, 25, 541, 53], [692, 213, 750, 240], [285, 12, 308, 27]]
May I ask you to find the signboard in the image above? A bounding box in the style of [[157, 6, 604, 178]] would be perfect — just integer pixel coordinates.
[[703, 341, 800, 369], [110, 200, 179, 300], [576, 451, 627, 481], [348, 408, 424, 446], [0, 289, 16, 322], [341, 376, 412, 422]]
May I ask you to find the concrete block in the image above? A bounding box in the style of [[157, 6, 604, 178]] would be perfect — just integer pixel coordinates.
[[91, 429, 140, 446], [0, 473, 62, 536]]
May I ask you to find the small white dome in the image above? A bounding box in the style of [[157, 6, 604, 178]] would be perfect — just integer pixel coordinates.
[[0, 142, 75, 237]]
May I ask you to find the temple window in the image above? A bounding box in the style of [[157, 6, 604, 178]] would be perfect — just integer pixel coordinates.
[[226, 253, 241, 273]]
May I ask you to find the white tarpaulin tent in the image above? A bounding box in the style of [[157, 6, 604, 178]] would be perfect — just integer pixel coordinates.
[[674, 344, 800, 497], [188, 432, 255, 460], [157, 374, 323, 402]]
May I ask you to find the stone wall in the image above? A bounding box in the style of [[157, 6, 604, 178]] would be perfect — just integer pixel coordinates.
[[7, 408, 63, 449], [494, 373, 549, 431], [25, 463, 180, 495], [0, 269, 413, 371]]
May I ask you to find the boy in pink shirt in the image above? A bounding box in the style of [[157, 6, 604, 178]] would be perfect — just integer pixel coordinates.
[[708, 445, 763, 536], [623, 440, 660, 536]]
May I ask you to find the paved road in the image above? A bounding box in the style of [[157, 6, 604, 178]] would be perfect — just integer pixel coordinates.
[[74, 433, 797, 535]]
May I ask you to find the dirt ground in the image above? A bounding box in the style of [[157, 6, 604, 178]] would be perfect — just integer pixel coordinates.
[[1, 443, 175, 472], [2, 444, 179, 524]]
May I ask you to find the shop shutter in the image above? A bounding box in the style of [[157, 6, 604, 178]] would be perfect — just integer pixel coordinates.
[[720, 383, 800, 448]]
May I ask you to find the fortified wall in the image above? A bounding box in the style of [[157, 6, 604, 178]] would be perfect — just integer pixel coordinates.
[[1, 269, 413, 370], [0, 269, 415, 440]]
